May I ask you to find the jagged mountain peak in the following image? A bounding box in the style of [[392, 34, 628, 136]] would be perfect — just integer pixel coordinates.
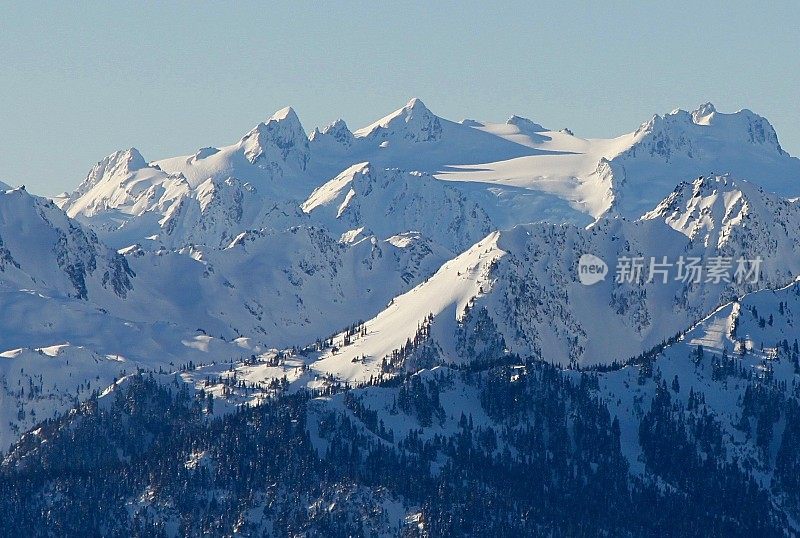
[[642, 174, 800, 263], [691, 101, 717, 123], [75, 148, 149, 194], [354, 97, 443, 143], [644, 174, 756, 221], [269, 105, 300, 123], [109, 147, 148, 170], [309, 118, 354, 149], [59, 146, 189, 222], [315, 118, 351, 136], [599, 103, 799, 218], [404, 97, 428, 112], [241, 105, 307, 146], [239, 106, 310, 169]]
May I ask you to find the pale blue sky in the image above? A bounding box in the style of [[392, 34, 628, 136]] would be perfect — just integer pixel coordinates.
[[1, 1, 798, 195]]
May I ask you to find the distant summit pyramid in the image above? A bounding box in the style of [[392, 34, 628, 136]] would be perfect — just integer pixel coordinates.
[[239, 106, 310, 171], [76, 148, 149, 195], [355, 98, 443, 143]]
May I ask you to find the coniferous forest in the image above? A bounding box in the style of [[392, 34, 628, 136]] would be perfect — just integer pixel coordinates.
[[2, 350, 798, 537]]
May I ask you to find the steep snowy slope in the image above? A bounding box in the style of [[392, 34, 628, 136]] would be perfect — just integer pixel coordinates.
[[154, 176, 308, 249], [307, 176, 800, 378], [301, 163, 493, 252], [0, 185, 134, 301], [644, 175, 800, 270], [307, 219, 687, 379], [113, 225, 453, 348], [310, 232, 503, 382]]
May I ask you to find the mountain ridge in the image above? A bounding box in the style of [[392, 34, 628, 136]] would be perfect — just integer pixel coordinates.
[[57, 99, 800, 253]]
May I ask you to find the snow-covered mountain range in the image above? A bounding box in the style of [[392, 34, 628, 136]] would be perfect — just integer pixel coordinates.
[[3, 97, 800, 520]]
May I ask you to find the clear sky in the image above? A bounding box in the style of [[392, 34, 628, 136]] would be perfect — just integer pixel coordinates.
[[1, 1, 798, 195]]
